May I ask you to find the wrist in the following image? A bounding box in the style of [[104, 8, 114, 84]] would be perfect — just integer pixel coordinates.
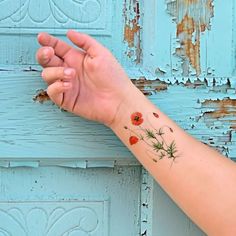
[[109, 83, 149, 132]]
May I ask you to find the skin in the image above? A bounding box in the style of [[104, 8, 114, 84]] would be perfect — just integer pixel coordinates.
[[36, 30, 236, 235], [37, 30, 133, 125]]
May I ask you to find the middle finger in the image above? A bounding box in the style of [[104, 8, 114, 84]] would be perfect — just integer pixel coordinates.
[[37, 47, 64, 68]]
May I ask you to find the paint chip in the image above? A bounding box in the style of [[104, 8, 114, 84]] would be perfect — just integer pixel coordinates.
[[167, 0, 214, 76], [33, 89, 50, 103], [123, 0, 142, 63]]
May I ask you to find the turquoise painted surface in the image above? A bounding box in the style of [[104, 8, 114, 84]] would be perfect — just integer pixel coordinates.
[[0, 0, 235, 235], [141, 169, 206, 236], [0, 74, 235, 160], [0, 166, 141, 235], [0, 0, 234, 160]]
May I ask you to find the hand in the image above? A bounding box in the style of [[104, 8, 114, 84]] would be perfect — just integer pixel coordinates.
[[36, 30, 134, 126]]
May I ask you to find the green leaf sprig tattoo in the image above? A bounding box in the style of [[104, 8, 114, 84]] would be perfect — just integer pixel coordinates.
[[124, 112, 178, 163]]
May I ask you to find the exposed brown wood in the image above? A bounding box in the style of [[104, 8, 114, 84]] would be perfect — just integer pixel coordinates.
[[123, 0, 142, 63], [167, 0, 214, 76], [33, 89, 50, 103]]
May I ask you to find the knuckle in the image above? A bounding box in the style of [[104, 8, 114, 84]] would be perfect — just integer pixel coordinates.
[[63, 67, 75, 78], [36, 49, 43, 63]]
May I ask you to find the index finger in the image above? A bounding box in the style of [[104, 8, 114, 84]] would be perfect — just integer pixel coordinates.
[[67, 30, 106, 57], [38, 32, 72, 59]]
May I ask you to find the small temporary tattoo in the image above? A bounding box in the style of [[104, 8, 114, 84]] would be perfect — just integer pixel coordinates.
[[131, 112, 144, 126], [129, 136, 139, 145], [124, 112, 178, 164], [153, 112, 159, 118]]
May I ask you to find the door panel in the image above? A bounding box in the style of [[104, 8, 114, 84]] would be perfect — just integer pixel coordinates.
[[0, 1, 234, 235], [0, 0, 235, 161], [0, 0, 122, 67], [0, 166, 141, 236]]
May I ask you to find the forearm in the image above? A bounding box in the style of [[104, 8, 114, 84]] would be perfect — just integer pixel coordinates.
[[111, 85, 236, 235], [37, 30, 236, 235]]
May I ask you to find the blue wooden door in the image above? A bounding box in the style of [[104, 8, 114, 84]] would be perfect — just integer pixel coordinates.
[[0, 0, 235, 235]]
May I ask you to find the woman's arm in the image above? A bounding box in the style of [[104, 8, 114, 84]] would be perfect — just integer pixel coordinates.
[[36, 31, 236, 235], [110, 86, 236, 236]]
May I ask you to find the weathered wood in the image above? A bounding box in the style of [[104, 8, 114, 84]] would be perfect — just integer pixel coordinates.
[[141, 168, 206, 236], [0, 1, 235, 236], [0, 72, 235, 160], [0, 165, 141, 236]]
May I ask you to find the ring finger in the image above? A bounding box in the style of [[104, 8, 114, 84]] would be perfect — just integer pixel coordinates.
[[41, 67, 76, 85]]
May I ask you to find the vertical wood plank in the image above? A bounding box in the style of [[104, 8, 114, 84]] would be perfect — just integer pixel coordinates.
[[141, 169, 206, 236]]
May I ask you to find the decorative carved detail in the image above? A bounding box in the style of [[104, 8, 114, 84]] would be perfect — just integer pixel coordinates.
[[0, 201, 106, 235], [0, 0, 101, 24]]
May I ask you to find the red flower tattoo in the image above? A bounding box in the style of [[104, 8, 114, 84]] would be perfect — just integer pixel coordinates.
[[124, 111, 178, 164], [131, 112, 144, 126], [129, 136, 139, 145]]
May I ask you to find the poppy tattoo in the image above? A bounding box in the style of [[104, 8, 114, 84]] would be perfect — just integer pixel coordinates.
[[131, 112, 144, 126], [124, 112, 178, 163]]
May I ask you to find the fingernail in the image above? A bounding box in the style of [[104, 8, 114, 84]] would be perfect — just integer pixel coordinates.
[[41, 71, 44, 77], [37, 33, 42, 41], [64, 68, 74, 76], [63, 82, 71, 88]]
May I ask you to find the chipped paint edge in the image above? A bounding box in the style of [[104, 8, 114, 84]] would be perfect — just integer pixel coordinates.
[[140, 168, 155, 236], [123, 0, 142, 63]]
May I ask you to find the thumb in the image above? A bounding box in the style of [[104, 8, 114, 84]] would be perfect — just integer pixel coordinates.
[[67, 30, 104, 57]]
